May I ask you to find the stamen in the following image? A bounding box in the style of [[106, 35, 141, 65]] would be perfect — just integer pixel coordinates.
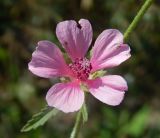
[[69, 57, 92, 81]]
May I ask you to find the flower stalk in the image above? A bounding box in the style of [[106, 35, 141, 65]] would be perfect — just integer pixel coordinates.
[[70, 107, 83, 138], [124, 0, 154, 41]]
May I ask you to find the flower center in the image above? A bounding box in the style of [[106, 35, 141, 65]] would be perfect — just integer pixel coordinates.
[[69, 57, 92, 81]]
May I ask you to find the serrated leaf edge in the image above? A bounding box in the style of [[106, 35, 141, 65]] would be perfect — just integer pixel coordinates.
[[21, 106, 59, 132]]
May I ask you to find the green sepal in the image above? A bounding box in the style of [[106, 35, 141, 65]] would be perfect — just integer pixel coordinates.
[[81, 103, 88, 123]]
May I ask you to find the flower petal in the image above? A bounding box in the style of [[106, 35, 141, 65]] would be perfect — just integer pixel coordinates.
[[56, 19, 93, 60], [28, 40, 70, 78], [46, 82, 84, 113], [87, 75, 127, 106], [90, 29, 131, 72]]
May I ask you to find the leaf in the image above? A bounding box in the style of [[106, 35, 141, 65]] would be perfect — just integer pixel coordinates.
[[21, 106, 59, 132], [81, 103, 88, 123]]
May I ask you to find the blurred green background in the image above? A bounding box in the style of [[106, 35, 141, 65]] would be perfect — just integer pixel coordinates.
[[0, 0, 160, 138]]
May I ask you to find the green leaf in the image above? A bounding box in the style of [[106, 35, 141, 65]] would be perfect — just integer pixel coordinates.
[[21, 106, 59, 132], [81, 103, 88, 123]]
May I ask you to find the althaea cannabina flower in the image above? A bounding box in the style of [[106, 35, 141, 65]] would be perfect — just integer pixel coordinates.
[[28, 19, 131, 113]]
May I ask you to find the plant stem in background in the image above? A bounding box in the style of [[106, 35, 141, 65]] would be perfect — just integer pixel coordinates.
[[70, 108, 82, 138], [124, 0, 154, 41]]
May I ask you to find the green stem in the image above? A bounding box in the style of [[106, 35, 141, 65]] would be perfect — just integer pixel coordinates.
[[70, 108, 82, 138], [124, 0, 154, 41]]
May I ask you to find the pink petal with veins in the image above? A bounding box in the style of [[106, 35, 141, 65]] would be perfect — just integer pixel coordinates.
[[87, 75, 127, 105], [91, 29, 131, 72], [56, 19, 92, 60], [46, 82, 84, 113], [28, 40, 70, 78]]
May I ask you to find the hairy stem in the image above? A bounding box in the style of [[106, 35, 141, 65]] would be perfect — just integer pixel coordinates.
[[124, 0, 154, 41], [70, 108, 82, 138]]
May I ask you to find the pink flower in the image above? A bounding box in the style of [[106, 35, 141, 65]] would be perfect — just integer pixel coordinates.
[[28, 19, 131, 113]]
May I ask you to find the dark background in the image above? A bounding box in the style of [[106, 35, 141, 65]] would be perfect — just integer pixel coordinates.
[[0, 0, 160, 138]]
